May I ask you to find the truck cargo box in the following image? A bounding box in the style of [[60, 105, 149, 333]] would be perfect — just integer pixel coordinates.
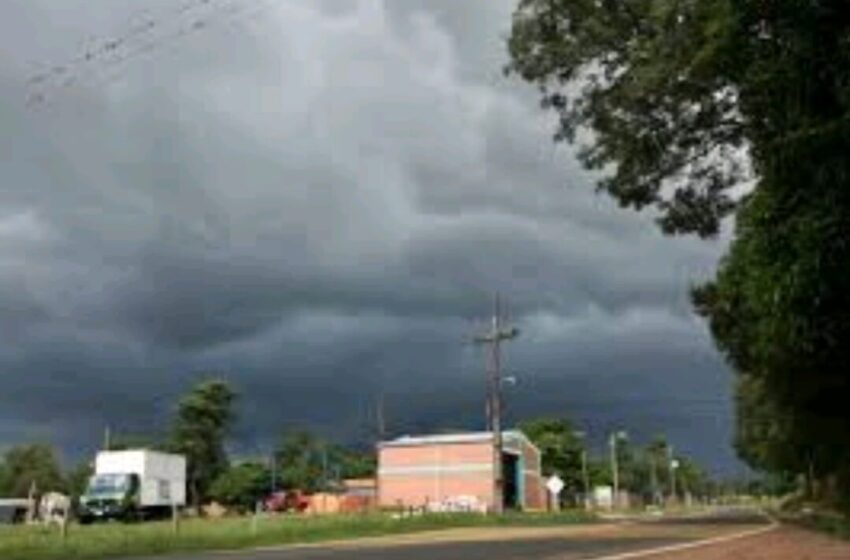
[[95, 450, 186, 508]]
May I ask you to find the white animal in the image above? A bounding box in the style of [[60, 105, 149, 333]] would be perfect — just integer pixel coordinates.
[[37, 492, 71, 525]]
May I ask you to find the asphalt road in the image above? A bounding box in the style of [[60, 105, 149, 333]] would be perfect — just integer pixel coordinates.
[[146, 509, 780, 560]]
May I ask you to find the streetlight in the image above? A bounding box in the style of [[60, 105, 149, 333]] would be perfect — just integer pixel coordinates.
[[609, 430, 628, 509], [573, 430, 590, 510], [668, 444, 679, 505]]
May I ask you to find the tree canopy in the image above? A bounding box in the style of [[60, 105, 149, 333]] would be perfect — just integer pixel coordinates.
[[274, 430, 375, 493], [0, 444, 66, 497], [693, 182, 850, 500], [170, 378, 237, 506], [209, 462, 271, 512], [508, 0, 850, 507], [519, 417, 585, 501], [507, 0, 752, 237], [507, 0, 849, 235]]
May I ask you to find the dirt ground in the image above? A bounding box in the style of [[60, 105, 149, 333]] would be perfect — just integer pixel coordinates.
[[649, 525, 850, 560]]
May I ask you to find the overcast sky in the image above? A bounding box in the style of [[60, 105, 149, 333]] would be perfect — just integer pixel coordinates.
[[0, 0, 740, 473]]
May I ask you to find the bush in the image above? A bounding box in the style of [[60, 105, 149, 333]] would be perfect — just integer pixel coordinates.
[[208, 463, 270, 512]]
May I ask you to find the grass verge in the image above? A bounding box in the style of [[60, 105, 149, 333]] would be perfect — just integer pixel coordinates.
[[0, 510, 596, 560], [781, 509, 850, 541]]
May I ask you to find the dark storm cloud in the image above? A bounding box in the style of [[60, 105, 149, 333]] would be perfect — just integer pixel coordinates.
[[0, 0, 737, 472]]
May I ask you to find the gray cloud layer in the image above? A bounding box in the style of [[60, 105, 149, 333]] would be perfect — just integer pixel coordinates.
[[0, 0, 738, 473]]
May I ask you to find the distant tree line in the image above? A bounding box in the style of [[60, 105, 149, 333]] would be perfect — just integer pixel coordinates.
[[0, 378, 374, 512], [4, 379, 769, 513], [519, 417, 716, 506]]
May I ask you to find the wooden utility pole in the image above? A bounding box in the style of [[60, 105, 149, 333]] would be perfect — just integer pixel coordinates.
[[474, 293, 519, 514], [609, 430, 627, 509], [610, 434, 619, 509], [650, 453, 659, 506], [581, 449, 591, 509]]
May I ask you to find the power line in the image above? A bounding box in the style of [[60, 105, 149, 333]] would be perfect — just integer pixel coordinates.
[[25, 0, 276, 107]]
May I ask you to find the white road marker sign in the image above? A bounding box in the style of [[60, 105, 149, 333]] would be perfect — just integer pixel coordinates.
[[546, 475, 565, 496]]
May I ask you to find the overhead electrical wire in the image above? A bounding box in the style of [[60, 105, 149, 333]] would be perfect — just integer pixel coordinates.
[[25, 0, 276, 107]]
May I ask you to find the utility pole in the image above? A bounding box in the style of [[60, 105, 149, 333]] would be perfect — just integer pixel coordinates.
[[581, 449, 590, 509], [649, 452, 659, 507], [474, 293, 519, 514], [609, 434, 618, 509], [609, 431, 627, 509], [574, 430, 590, 509], [104, 425, 111, 451], [668, 444, 678, 505]]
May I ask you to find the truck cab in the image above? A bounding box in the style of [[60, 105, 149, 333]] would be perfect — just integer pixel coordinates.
[[78, 473, 140, 522]]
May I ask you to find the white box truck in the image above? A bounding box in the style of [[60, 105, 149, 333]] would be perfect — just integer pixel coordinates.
[[78, 450, 186, 523]]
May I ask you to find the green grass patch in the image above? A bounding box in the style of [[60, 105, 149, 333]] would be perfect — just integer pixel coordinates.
[[0, 510, 596, 560], [783, 509, 850, 541]]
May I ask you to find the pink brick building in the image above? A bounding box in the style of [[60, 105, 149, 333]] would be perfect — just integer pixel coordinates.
[[377, 431, 546, 512]]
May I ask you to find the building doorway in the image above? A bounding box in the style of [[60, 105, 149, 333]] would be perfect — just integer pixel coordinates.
[[502, 452, 521, 509]]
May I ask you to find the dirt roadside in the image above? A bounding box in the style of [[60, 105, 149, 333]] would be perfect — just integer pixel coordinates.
[[249, 514, 768, 555], [643, 524, 850, 560], [249, 522, 625, 552]]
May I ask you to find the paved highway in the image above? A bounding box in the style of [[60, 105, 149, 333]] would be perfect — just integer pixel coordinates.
[[135, 509, 849, 560]]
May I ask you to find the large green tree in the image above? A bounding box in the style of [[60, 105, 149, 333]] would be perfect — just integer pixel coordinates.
[[693, 184, 850, 500], [507, 0, 750, 238], [274, 430, 375, 493], [208, 462, 271, 512], [65, 460, 94, 500], [333, 446, 377, 480], [170, 379, 237, 506], [519, 417, 585, 503], [274, 430, 326, 493], [507, 0, 850, 505], [0, 444, 66, 497]]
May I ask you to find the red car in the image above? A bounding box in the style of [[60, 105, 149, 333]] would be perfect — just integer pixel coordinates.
[[264, 490, 309, 513]]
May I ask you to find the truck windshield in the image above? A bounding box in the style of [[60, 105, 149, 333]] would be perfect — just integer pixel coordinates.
[[86, 474, 130, 496]]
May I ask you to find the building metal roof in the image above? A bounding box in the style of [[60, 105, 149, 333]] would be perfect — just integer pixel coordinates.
[[379, 430, 537, 452], [0, 499, 29, 507]]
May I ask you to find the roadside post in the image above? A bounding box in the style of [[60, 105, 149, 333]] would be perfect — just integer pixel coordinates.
[[546, 475, 565, 512], [25, 481, 37, 524], [60, 501, 69, 543], [251, 501, 261, 536], [171, 500, 179, 536], [670, 457, 680, 507]]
